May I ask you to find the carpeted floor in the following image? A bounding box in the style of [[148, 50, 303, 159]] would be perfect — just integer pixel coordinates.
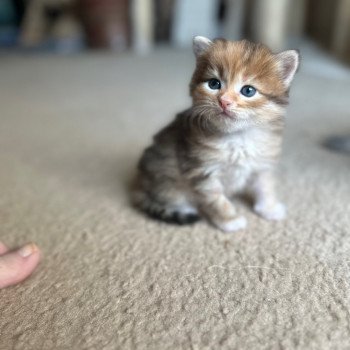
[[1, 45, 350, 350]]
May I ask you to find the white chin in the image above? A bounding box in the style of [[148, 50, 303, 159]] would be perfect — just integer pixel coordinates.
[[221, 111, 236, 118]]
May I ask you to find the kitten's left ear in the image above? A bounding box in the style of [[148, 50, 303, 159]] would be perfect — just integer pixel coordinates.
[[275, 50, 300, 88], [193, 36, 213, 58]]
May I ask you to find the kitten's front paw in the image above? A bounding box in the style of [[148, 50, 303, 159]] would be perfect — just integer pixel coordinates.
[[215, 216, 247, 233], [254, 202, 286, 221]]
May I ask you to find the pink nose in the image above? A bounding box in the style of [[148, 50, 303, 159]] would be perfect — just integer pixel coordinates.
[[219, 96, 233, 109]]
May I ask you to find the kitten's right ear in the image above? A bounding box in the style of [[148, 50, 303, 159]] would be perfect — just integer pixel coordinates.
[[275, 50, 300, 88], [193, 36, 213, 58]]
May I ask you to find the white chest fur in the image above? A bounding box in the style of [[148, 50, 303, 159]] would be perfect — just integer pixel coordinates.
[[209, 128, 278, 193]]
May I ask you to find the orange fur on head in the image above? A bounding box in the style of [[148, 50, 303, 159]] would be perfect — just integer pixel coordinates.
[[190, 37, 299, 132]]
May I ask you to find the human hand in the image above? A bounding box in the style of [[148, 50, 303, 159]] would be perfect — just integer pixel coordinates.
[[0, 242, 41, 289]]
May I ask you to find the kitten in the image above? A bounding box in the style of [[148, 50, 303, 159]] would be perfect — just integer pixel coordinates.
[[132, 36, 300, 232]]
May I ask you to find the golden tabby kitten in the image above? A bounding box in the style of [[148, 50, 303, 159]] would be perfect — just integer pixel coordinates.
[[132, 36, 300, 232]]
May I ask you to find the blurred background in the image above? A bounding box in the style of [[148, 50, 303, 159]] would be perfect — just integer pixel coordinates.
[[0, 0, 349, 63]]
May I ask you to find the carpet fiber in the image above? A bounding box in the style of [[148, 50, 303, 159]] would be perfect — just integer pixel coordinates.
[[1, 47, 350, 349]]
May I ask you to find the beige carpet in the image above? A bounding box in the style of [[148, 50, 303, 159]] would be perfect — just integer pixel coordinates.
[[1, 46, 350, 350]]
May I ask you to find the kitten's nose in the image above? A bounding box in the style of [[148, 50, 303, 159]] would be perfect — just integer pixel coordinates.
[[219, 95, 234, 109], [220, 100, 231, 109]]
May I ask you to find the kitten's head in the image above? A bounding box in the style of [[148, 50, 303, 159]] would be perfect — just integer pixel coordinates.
[[190, 36, 300, 133]]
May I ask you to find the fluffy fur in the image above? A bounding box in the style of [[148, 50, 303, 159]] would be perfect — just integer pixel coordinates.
[[132, 37, 300, 232]]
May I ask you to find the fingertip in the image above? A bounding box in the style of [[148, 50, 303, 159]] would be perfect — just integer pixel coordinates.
[[0, 244, 41, 289], [0, 241, 9, 255], [18, 243, 40, 258]]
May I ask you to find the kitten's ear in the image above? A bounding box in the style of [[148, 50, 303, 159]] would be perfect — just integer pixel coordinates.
[[275, 50, 300, 88], [193, 36, 213, 58]]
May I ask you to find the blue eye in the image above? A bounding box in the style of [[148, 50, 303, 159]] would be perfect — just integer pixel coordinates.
[[208, 78, 221, 90], [240, 85, 256, 97]]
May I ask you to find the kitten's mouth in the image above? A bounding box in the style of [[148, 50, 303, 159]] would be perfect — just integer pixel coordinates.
[[220, 109, 236, 119]]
